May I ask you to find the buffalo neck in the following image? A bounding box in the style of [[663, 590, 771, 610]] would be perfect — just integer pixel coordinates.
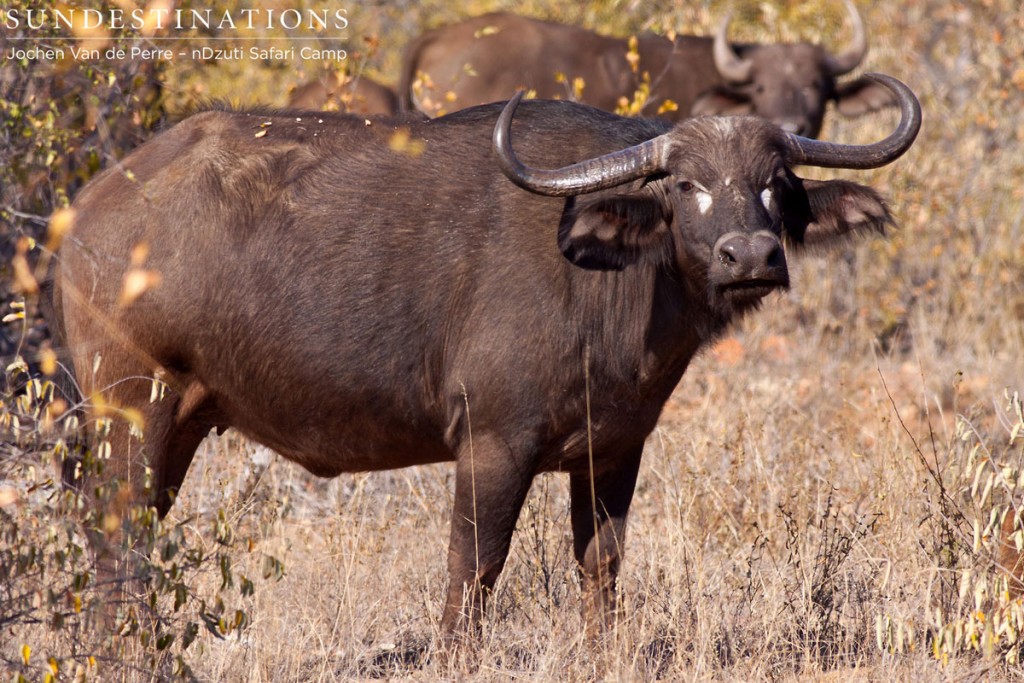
[[564, 258, 710, 402]]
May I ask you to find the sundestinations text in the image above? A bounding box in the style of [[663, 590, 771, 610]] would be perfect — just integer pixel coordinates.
[[4, 8, 349, 31]]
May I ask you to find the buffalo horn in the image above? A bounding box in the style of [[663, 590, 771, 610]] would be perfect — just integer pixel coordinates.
[[825, 0, 869, 76], [784, 73, 921, 169], [494, 74, 919, 195], [493, 91, 673, 196], [712, 13, 753, 84]]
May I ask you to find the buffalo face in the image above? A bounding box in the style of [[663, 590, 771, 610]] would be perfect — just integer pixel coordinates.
[[494, 73, 920, 316], [692, 0, 894, 138], [696, 43, 838, 138], [552, 117, 889, 315]]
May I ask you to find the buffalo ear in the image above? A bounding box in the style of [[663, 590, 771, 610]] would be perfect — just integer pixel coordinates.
[[691, 88, 754, 117], [782, 177, 892, 249], [833, 76, 899, 117], [558, 194, 671, 270]]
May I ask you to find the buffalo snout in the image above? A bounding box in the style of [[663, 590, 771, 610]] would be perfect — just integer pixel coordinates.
[[712, 230, 789, 293], [774, 119, 806, 136]]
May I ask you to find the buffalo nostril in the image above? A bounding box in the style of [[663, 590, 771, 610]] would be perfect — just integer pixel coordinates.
[[751, 233, 785, 268], [711, 231, 788, 291], [715, 232, 785, 272], [716, 237, 748, 266], [718, 245, 738, 265]]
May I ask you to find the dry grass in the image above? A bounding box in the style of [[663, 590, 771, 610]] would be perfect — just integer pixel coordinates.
[[3, 0, 1024, 680]]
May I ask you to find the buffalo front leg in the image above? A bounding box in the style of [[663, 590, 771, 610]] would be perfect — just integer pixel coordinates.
[[569, 447, 642, 638], [440, 433, 535, 642]]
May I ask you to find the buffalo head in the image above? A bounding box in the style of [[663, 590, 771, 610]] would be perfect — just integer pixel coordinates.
[[495, 73, 921, 317], [694, 0, 892, 137]]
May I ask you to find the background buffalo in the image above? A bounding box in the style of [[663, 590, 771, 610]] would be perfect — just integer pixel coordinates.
[[399, 2, 895, 137]]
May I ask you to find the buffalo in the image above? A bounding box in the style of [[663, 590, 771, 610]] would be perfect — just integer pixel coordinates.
[[400, 1, 896, 137], [49, 73, 919, 643]]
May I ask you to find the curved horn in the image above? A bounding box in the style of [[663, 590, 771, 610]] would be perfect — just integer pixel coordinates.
[[784, 73, 921, 169], [825, 0, 868, 76], [493, 92, 673, 197], [713, 13, 753, 83]]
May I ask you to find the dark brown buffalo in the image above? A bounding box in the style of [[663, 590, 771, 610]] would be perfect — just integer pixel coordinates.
[[287, 73, 398, 115], [50, 73, 919, 642], [400, 1, 895, 137]]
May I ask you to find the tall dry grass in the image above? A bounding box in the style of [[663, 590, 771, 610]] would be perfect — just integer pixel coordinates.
[[3, 0, 1024, 680]]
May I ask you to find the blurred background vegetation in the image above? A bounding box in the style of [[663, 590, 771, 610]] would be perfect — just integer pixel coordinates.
[[2, 0, 1024, 679]]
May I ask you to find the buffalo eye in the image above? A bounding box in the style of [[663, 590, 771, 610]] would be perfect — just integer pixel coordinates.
[[677, 181, 694, 193], [771, 167, 790, 188]]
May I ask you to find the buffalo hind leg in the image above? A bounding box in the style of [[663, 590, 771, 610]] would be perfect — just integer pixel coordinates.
[[441, 433, 536, 646], [144, 379, 219, 517], [569, 447, 642, 639], [72, 377, 215, 629]]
